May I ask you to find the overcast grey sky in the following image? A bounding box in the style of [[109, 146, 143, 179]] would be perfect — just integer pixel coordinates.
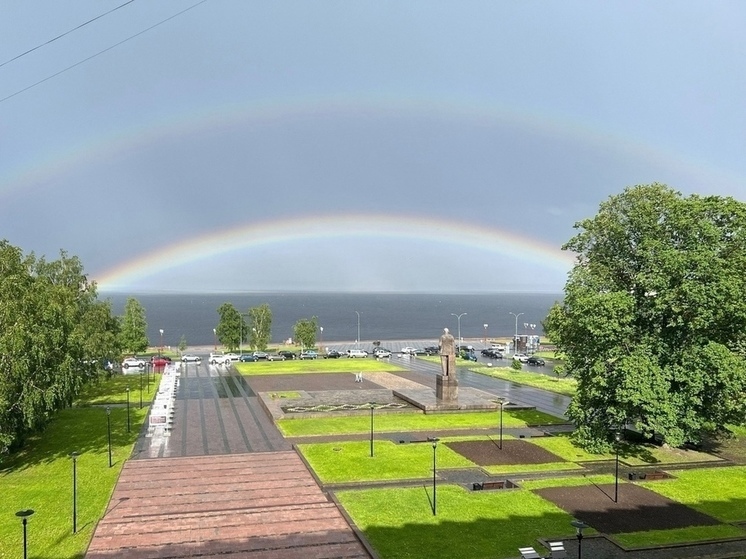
[[1, 1, 744, 293]]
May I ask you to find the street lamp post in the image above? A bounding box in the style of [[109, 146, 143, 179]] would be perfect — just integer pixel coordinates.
[[483, 323, 488, 346], [451, 312, 467, 348], [497, 397, 506, 450], [213, 328, 217, 350], [15, 509, 34, 559], [355, 311, 360, 348], [139, 371, 143, 409], [126, 387, 131, 433], [70, 452, 79, 534], [146, 362, 151, 392], [614, 430, 622, 502], [428, 437, 439, 515], [369, 402, 375, 457], [159, 329, 164, 356], [570, 520, 588, 559], [320, 326, 323, 352], [106, 406, 112, 468], [509, 312, 524, 354]]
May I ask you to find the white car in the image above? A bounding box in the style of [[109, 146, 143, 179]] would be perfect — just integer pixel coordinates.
[[374, 349, 392, 358], [182, 354, 201, 363], [347, 349, 368, 358], [513, 353, 529, 362], [400, 347, 417, 355], [209, 352, 231, 365], [121, 357, 146, 369], [490, 343, 506, 351], [224, 353, 240, 362]]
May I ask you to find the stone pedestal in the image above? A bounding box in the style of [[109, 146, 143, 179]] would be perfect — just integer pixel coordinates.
[[435, 374, 459, 401]]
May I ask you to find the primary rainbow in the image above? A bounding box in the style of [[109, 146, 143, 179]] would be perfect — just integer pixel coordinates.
[[94, 213, 575, 291]]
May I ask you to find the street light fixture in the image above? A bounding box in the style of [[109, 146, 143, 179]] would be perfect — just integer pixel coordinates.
[[509, 312, 524, 354], [320, 326, 324, 352], [497, 397, 506, 450], [15, 509, 35, 559], [451, 312, 467, 348], [106, 406, 112, 468], [159, 329, 164, 356], [213, 328, 217, 350], [70, 452, 79, 533], [483, 323, 488, 346], [369, 402, 375, 457], [614, 429, 622, 502], [570, 520, 588, 559], [139, 371, 143, 409], [427, 437, 439, 515], [355, 311, 360, 348], [126, 387, 131, 433]]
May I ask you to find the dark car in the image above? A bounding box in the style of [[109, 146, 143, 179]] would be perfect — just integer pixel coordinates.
[[527, 356, 546, 366], [325, 350, 342, 359], [239, 354, 257, 362], [481, 349, 503, 359], [278, 350, 296, 360], [151, 356, 170, 367], [423, 346, 440, 355], [460, 349, 478, 362]]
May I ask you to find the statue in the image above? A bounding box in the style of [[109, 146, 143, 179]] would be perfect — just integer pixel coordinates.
[[439, 327, 456, 377]]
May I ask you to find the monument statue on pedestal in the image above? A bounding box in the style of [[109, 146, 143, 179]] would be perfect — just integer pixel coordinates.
[[436, 328, 458, 400]]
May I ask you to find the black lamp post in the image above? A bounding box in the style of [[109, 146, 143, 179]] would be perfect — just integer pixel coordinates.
[[428, 437, 439, 515], [139, 371, 143, 409], [15, 509, 34, 559], [106, 406, 112, 468], [570, 520, 588, 559], [614, 429, 622, 503], [497, 397, 506, 450], [126, 387, 131, 433], [369, 402, 375, 457], [70, 451, 79, 533]]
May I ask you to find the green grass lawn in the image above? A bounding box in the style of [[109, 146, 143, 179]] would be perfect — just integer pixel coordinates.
[[472, 366, 577, 397], [298, 440, 475, 483], [235, 358, 406, 375], [278, 408, 566, 437], [614, 525, 746, 548], [337, 484, 579, 559], [75, 372, 156, 405], [0, 379, 149, 559]]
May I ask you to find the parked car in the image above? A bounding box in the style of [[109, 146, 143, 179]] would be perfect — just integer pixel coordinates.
[[490, 343, 506, 351], [266, 353, 286, 361], [182, 354, 201, 363], [151, 356, 170, 367], [400, 347, 417, 355], [278, 350, 296, 360], [122, 357, 146, 369], [481, 349, 503, 359], [209, 352, 231, 365], [460, 349, 478, 362], [324, 350, 342, 359], [252, 351, 269, 360], [224, 353, 240, 362], [373, 349, 391, 358], [412, 348, 427, 356], [239, 354, 257, 362], [423, 346, 440, 355], [513, 353, 529, 363], [347, 349, 368, 358], [527, 356, 546, 366], [299, 350, 318, 360]]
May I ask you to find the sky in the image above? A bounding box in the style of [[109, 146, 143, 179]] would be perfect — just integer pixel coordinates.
[[1, 1, 744, 294]]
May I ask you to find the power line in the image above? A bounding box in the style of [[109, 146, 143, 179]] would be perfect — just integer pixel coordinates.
[[0, 0, 208, 105], [0, 1, 136, 69]]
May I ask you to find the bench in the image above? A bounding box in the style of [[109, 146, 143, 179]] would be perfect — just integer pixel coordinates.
[[472, 480, 516, 491], [548, 541, 567, 558], [629, 470, 669, 481], [518, 547, 541, 559]]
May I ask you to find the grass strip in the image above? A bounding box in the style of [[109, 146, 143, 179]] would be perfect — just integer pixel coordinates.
[[472, 366, 577, 396], [615, 524, 746, 548], [337, 484, 579, 559], [278, 409, 564, 437], [75, 372, 157, 405], [298, 440, 475, 483], [236, 359, 405, 374]]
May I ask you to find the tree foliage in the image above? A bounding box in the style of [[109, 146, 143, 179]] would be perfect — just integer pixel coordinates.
[[544, 184, 746, 450], [248, 303, 272, 351], [0, 241, 119, 455], [294, 317, 318, 349], [216, 303, 244, 351], [119, 298, 148, 354]]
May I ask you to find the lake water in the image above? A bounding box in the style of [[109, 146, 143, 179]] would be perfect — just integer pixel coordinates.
[[104, 292, 562, 347]]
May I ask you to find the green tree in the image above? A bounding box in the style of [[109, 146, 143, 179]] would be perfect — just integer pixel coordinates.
[[178, 335, 187, 355], [294, 317, 318, 349], [120, 298, 148, 355], [216, 303, 244, 351], [248, 304, 272, 351], [544, 184, 746, 450]]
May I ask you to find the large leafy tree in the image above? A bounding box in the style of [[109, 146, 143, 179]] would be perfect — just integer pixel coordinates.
[[216, 303, 244, 351], [120, 298, 148, 354], [248, 303, 272, 351], [0, 242, 118, 454], [545, 184, 746, 450], [294, 317, 318, 349]]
